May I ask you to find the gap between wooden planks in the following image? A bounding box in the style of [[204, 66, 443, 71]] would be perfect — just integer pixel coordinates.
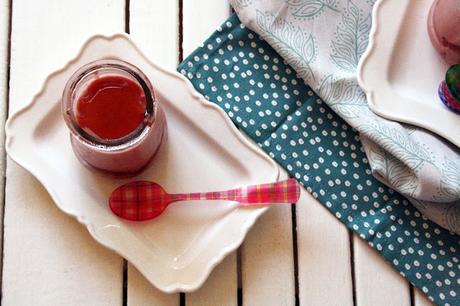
[[0, 0, 10, 291]]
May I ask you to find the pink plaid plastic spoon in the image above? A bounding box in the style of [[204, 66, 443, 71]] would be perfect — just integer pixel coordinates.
[[109, 178, 301, 221]]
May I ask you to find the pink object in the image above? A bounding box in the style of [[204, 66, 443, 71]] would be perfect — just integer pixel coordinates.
[[439, 81, 460, 113], [62, 59, 167, 175], [427, 0, 460, 65], [109, 178, 301, 221]]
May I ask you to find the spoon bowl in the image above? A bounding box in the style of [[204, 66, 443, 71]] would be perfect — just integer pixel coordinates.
[[109, 181, 171, 221]]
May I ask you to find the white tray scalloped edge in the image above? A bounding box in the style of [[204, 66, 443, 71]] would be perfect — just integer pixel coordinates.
[[5, 33, 280, 293]]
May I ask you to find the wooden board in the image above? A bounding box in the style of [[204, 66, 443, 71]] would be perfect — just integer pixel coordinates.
[[241, 169, 295, 306], [186, 252, 237, 306], [130, 0, 179, 68], [353, 236, 411, 306], [3, 0, 125, 304], [296, 190, 354, 306], [414, 287, 436, 306], [128, 1, 180, 304], [182, 0, 231, 57], [127, 265, 179, 306], [182, 1, 239, 305]]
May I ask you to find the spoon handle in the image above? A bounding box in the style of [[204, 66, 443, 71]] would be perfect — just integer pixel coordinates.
[[174, 178, 300, 204]]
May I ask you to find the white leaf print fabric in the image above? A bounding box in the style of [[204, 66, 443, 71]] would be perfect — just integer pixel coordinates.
[[230, 0, 460, 233]]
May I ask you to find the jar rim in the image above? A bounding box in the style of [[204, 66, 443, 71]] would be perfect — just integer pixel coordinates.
[[62, 59, 156, 148]]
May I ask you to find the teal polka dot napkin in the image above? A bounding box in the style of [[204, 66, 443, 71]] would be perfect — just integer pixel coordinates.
[[178, 15, 460, 306]]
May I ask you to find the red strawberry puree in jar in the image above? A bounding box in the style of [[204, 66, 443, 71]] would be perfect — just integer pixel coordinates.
[[62, 59, 166, 174]]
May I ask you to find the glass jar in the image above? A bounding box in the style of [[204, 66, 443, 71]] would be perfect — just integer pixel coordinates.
[[62, 59, 167, 174]]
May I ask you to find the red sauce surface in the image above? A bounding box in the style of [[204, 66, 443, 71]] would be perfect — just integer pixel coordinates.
[[76, 75, 147, 140]]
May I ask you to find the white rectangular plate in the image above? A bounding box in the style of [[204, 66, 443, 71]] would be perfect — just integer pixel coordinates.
[[358, 0, 460, 147], [5, 34, 280, 293]]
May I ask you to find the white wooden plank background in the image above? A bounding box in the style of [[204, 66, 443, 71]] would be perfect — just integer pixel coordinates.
[[353, 236, 411, 306], [3, 0, 124, 305], [415, 287, 436, 306], [182, 3, 239, 305], [241, 169, 295, 306], [128, 1, 180, 305], [297, 190, 354, 306], [0, 0, 436, 305]]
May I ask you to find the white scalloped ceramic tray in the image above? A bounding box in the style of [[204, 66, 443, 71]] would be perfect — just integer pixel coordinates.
[[358, 0, 460, 147], [5, 34, 280, 293]]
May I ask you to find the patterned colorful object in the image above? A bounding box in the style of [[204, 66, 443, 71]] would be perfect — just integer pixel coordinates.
[[109, 179, 300, 221], [439, 64, 460, 114], [439, 81, 460, 114], [446, 64, 460, 102]]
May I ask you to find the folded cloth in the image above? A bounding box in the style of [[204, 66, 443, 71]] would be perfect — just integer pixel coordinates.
[[178, 15, 460, 306], [230, 0, 460, 235]]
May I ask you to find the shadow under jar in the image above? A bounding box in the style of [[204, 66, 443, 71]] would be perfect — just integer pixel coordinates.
[[62, 59, 167, 175]]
